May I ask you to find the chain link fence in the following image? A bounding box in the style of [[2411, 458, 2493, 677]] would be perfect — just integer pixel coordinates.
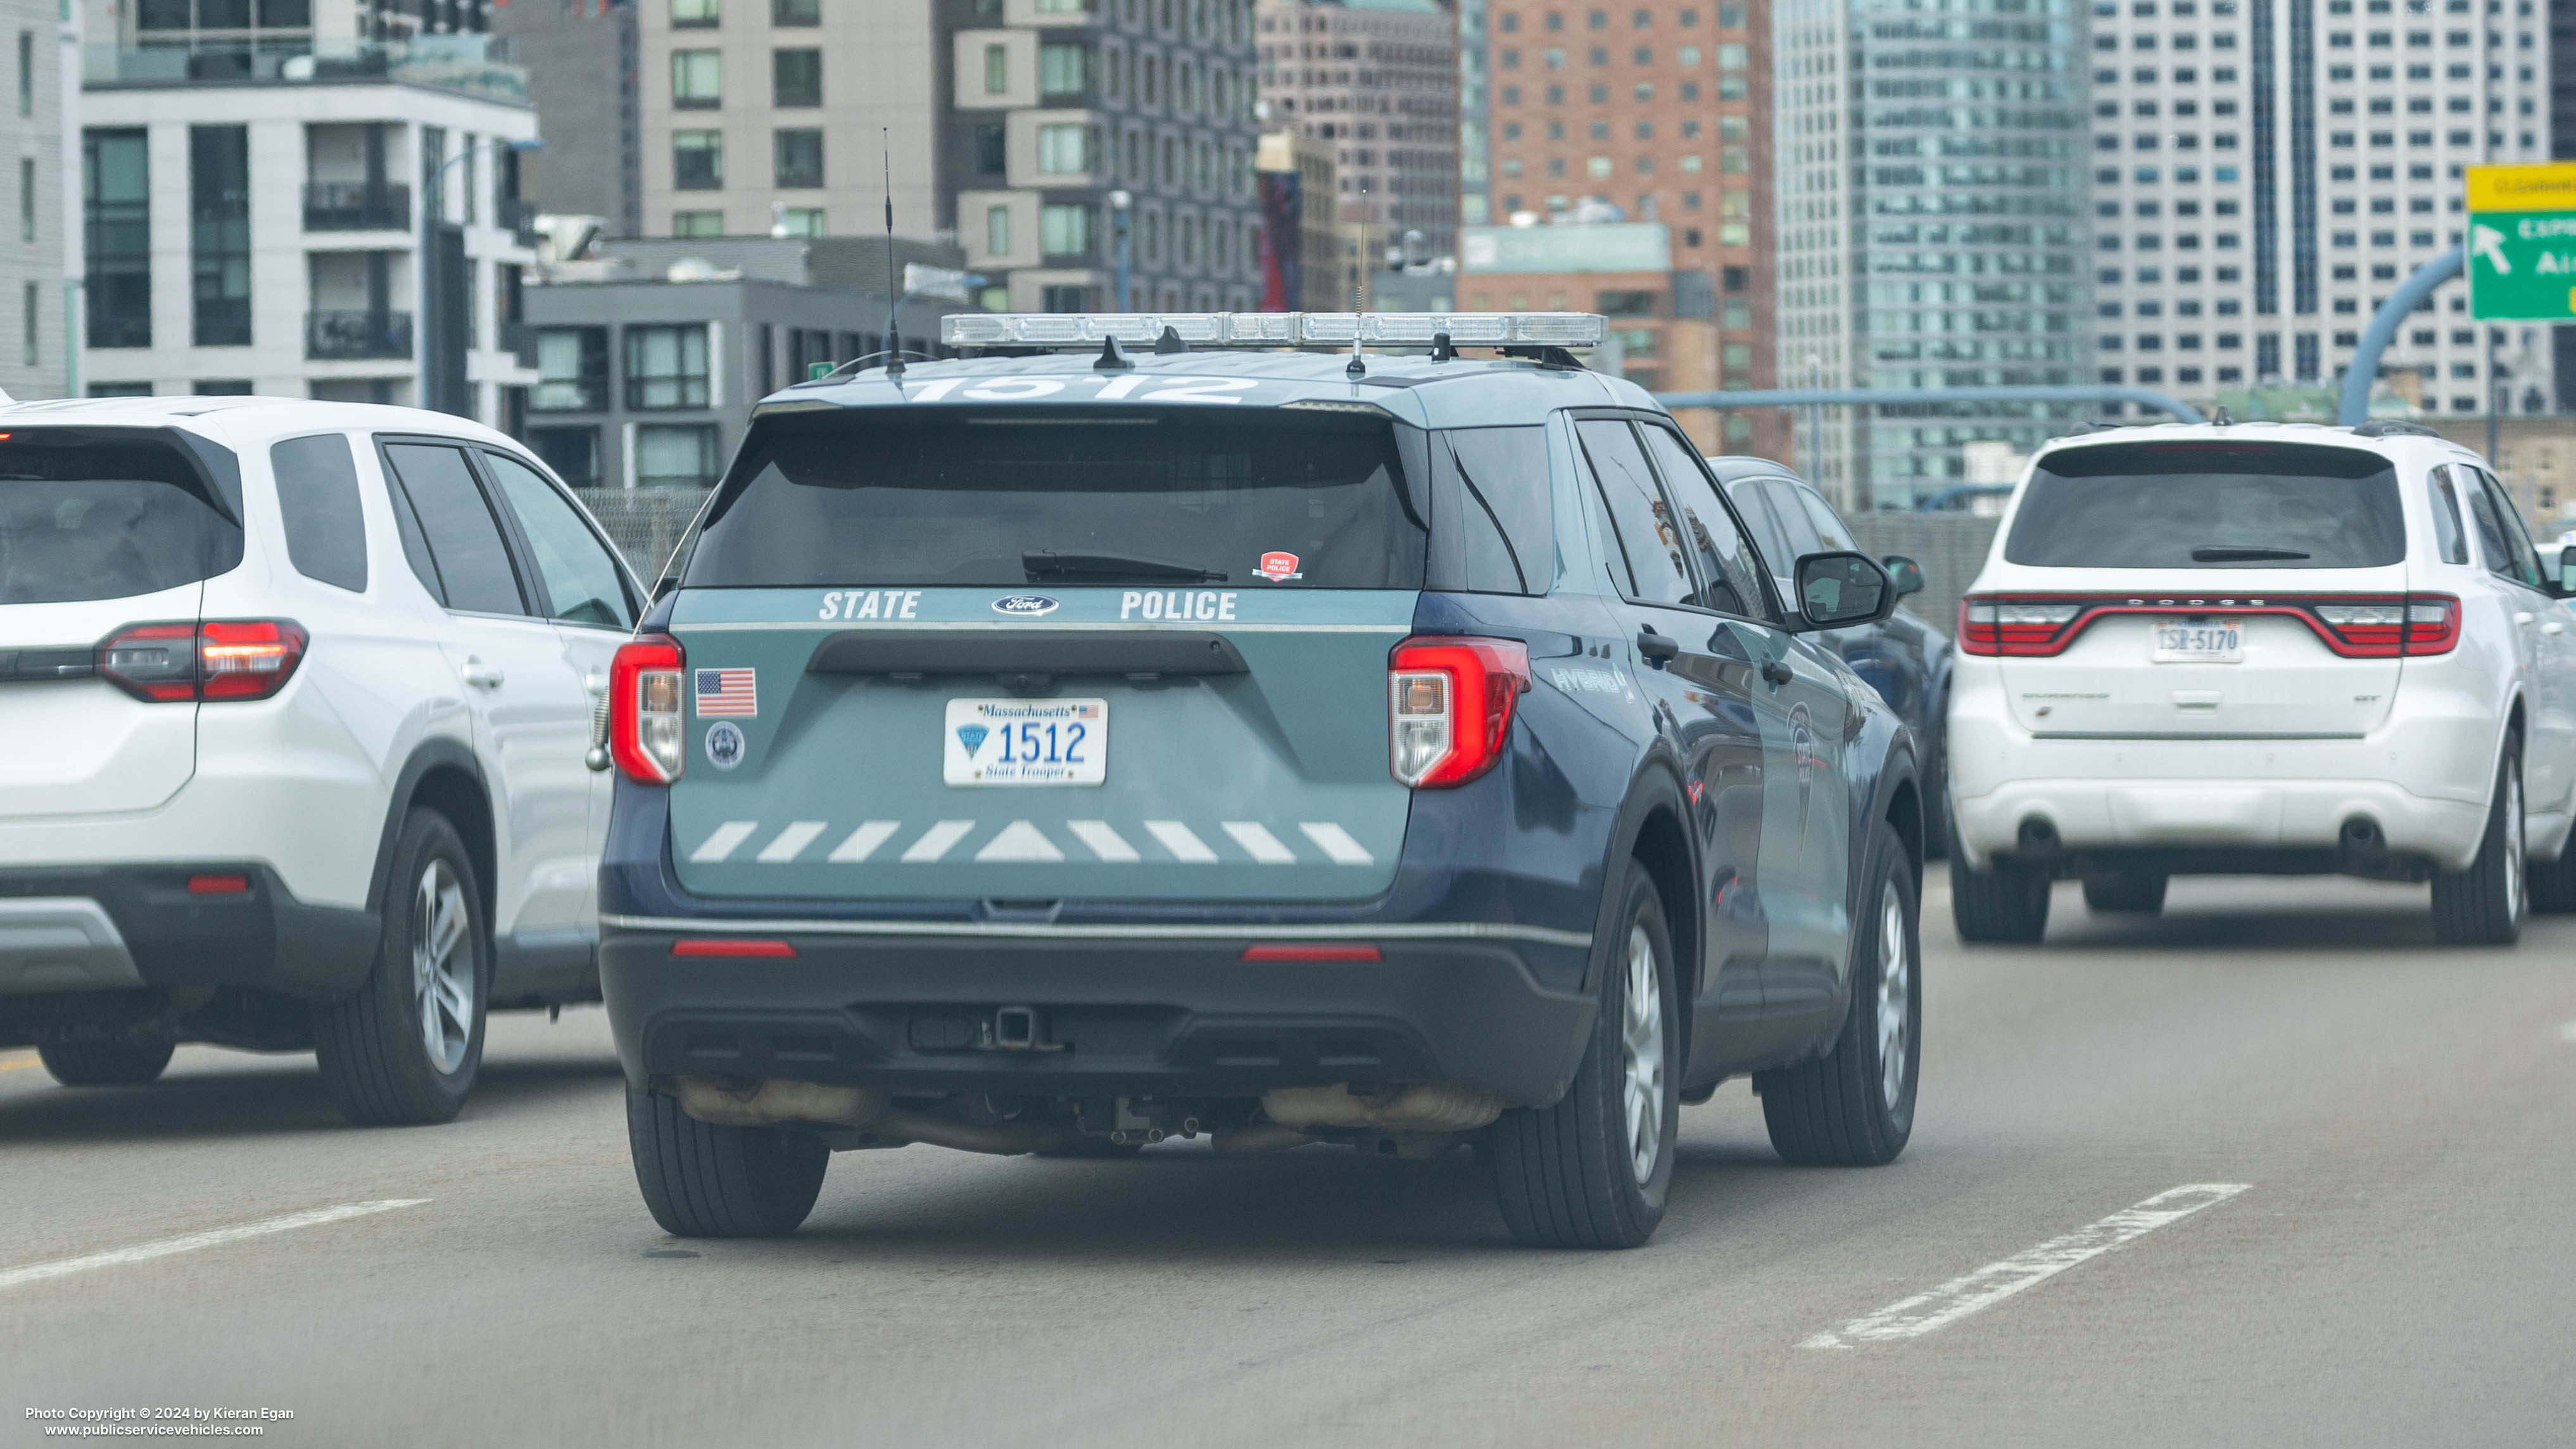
[[582, 488, 710, 585], [1845, 513, 2002, 638]]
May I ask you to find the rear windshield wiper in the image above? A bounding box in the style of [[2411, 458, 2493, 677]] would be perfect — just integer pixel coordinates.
[[2189, 543, 2313, 562], [1023, 550, 1227, 583]]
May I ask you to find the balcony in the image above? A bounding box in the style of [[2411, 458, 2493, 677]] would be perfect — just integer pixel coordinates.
[[305, 182, 411, 232], [306, 310, 412, 360], [86, 37, 527, 105]]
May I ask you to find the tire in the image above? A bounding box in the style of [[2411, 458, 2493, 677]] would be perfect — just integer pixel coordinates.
[[2081, 871, 2168, 914], [1921, 713, 1952, 863], [1948, 817, 2051, 944], [311, 809, 489, 1126], [1756, 822, 1920, 1167], [1488, 857, 1679, 1250], [2432, 744, 2525, 946], [626, 1082, 830, 1237], [37, 1038, 174, 1087]]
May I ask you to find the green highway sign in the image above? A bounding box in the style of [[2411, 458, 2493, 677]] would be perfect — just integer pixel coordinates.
[[2466, 162, 2576, 322]]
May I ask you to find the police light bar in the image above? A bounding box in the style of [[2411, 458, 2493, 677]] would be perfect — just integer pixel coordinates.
[[939, 312, 1607, 350]]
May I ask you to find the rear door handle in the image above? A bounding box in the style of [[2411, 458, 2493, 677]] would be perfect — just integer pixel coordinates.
[[1636, 628, 1680, 666], [2545, 622, 2566, 636], [460, 657, 506, 689], [1761, 659, 1794, 687]]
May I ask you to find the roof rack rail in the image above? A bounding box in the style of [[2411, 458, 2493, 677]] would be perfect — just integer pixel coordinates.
[[939, 311, 1607, 351], [2349, 419, 2442, 438]]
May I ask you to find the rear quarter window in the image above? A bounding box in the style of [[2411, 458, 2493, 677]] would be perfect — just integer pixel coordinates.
[[272, 433, 368, 593], [2007, 441, 2407, 569], [1427, 425, 1553, 595], [0, 434, 244, 604], [685, 407, 1429, 590]]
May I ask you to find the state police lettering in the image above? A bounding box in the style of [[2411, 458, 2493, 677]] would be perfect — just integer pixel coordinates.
[[818, 590, 923, 621], [1120, 590, 1239, 621]]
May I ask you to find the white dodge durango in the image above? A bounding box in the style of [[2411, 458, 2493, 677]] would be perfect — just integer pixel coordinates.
[[1947, 419, 2576, 946]]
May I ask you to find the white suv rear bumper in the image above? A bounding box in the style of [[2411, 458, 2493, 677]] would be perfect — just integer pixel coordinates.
[[1949, 662, 2501, 873]]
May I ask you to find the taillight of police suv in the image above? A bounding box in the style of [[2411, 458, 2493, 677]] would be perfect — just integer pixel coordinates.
[[1959, 593, 2462, 658], [96, 620, 307, 702], [609, 634, 686, 783], [1389, 636, 1531, 787]]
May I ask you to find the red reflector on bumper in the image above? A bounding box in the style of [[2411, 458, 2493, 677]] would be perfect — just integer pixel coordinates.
[[1238, 943, 1383, 962], [670, 938, 797, 958], [186, 874, 249, 895]]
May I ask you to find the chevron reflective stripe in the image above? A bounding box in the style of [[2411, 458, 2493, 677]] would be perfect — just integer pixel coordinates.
[[685, 818, 1387, 866]]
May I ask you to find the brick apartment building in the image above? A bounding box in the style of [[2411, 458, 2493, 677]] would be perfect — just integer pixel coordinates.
[[1479, 0, 1779, 460]]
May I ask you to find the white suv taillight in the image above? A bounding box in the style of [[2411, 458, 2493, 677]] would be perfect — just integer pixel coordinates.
[[609, 635, 686, 783], [96, 619, 307, 702], [1389, 636, 1531, 788]]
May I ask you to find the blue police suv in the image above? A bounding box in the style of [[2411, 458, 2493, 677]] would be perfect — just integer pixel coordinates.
[[594, 312, 1926, 1248]]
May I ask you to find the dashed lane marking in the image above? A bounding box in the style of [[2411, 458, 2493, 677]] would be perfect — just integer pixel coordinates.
[[1800, 1183, 2251, 1349], [0, 1200, 430, 1295]]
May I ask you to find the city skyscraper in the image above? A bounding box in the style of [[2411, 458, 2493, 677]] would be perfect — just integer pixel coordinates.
[[2092, 0, 2554, 421], [1256, 0, 1462, 258], [1772, 0, 2093, 509]]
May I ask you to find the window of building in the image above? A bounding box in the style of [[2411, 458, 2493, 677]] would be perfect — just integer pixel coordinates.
[[773, 0, 819, 22], [774, 48, 821, 106], [775, 206, 823, 236], [672, 130, 722, 189], [975, 123, 1006, 175], [534, 326, 609, 412], [672, 49, 721, 108], [1037, 123, 1092, 174], [672, 0, 719, 26], [529, 427, 601, 488], [672, 210, 723, 237], [625, 326, 710, 411], [15, 30, 29, 119], [16, 156, 30, 244], [987, 204, 1011, 256], [19, 280, 33, 367], [637, 424, 721, 488], [984, 42, 1008, 95], [186, 127, 253, 348], [1040, 202, 1092, 256], [84, 129, 150, 350], [1040, 43, 1089, 96], [774, 129, 823, 188]]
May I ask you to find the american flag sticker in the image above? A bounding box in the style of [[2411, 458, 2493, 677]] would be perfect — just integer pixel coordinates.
[[693, 668, 757, 718]]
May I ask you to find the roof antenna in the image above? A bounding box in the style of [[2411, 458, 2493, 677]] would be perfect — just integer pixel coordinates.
[[1346, 186, 1370, 379], [880, 129, 904, 385], [2212, 405, 2234, 427], [1094, 334, 1133, 371]]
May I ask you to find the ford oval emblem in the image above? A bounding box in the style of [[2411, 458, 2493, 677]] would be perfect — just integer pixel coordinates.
[[992, 595, 1059, 616]]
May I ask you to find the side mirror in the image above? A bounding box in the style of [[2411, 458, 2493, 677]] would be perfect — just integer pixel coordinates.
[[1791, 551, 1897, 631], [2556, 545, 2576, 599], [1880, 554, 1926, 598]]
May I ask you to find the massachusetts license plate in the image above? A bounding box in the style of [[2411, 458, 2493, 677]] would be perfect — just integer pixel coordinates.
[[943, 698, 1107, 786], [2150, 618, 2244, 663]]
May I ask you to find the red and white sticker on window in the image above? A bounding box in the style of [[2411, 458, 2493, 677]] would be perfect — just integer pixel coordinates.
[[1254, 551, 1303, 582]]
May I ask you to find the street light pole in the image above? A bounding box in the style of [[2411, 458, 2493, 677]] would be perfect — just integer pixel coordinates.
[[420, 134, 543, 418], [1111, 189, 1133, 312]]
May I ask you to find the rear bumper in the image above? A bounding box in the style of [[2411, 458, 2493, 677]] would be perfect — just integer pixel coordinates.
[[598, 918, 1595, 1108], [1950, 775, 2490, 874], [0, 864, 377, 1004]]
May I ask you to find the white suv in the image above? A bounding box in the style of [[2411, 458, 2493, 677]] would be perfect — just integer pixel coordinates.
[[0, 397, 643, 1121], [1947, 419, 2576, 946]]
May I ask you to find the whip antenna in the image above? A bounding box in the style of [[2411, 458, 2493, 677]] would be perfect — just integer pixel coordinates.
[[882, 130, 904, 383]]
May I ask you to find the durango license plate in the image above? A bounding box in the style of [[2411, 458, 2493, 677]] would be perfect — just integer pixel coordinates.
[[943, 698, 1107, 786], [2150, 618, 2244, 663]]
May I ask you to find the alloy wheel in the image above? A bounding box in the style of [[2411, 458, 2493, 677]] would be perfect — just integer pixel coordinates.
[[1875, 878, 1910, 1110], [1620, 922, 1665, 1184], [412, 859, 475, 1075]]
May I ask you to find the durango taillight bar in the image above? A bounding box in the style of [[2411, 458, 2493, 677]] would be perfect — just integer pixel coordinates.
[[1959, 593, 2462, 659], [96, 619, 307, 702], [608, 634, 686, 784], [1389, 636, 1531, 788]]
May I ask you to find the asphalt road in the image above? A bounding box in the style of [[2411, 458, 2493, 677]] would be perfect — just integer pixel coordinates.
[[5, 868, 2574, 1447]]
